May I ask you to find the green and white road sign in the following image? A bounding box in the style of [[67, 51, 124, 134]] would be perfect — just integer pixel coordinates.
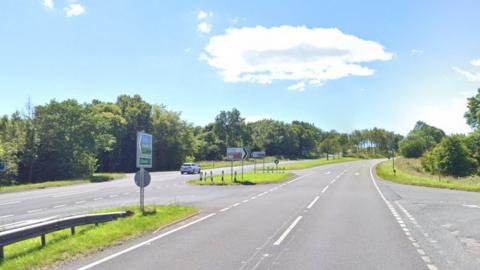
[[136, 132, 153, 168]]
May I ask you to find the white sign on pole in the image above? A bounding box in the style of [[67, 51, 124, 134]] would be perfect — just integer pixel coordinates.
[[252, 151, 266, 159], [227, 147, 249, 161], [136, 132, 153, 168]]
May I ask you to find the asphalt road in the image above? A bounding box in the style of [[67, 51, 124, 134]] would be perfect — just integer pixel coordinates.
[[3, 159, 480, 269]]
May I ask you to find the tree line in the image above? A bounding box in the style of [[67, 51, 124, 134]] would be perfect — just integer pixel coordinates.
[[0, 95, 401, 184], [399, 88, 480, 177]]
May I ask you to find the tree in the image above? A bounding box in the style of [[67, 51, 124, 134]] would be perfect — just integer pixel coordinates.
[[422, 135, 477, 177], [399, 121, 445, 158], [465, 88, 480, 129], [151, 105, 196, 170], [399, 135, 426, 158], [116, 95, 152, 172]]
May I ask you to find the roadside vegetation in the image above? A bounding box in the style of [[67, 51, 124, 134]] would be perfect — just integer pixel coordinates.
[[0, 205, 197, 270], [282, 157, 360, 170], [376, 158, 480, 192], [0, 173, 125, 193], [0, 95, 401, 188], [188, 171, 293, 185], [384, 88, 480, 189], [196, 156, 281, 170]]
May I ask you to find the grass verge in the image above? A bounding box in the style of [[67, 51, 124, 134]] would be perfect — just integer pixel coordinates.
[[188, 171, 294, 185], [196, 156, 283, 170], [376, 158, 480, 192], [282, 157, 360, 170], [0, 173, 125, 194], [0, 205, 197, 270]]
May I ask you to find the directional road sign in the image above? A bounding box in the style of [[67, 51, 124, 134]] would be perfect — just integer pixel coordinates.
[[274, 160, 279, 165], [136, 132, 153, 168], [252, 151, 266, 159], [227, 147, 249, 161]]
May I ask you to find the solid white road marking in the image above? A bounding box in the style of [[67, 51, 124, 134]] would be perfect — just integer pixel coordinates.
[[321, 186, 329, 193], [0, 201, 21, 206], [273, 216, 303, 246], [77, 213, 216, 270], [52, 191, 90, 198], [219, 207, 230, 212], [307, 196, 320, 209], [0, 214, 14, 219], [370, 166, 438, 270], [462, 204, 480, 208]]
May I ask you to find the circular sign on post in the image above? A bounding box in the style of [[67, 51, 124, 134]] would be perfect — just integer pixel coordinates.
[[134, 170, 151, 187], [274, 160, 279, 165]]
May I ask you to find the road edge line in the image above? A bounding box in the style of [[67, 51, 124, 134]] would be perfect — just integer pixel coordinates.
[[77, 213, 216, 270]]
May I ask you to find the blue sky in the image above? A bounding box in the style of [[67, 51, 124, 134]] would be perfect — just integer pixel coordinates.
[[1, 0, 479, 135]]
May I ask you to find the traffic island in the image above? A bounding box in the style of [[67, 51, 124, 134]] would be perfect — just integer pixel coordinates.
[[188, 171, 294, 185], [0, 205, 197, 270]]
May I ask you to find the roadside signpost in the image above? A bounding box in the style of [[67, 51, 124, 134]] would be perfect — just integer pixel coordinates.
[[252, 151, 266, 173], [136, 131, 153, 213], [227, 147, 249, 181], [0, 162, 6, 173], [274, 159, 279, 172]]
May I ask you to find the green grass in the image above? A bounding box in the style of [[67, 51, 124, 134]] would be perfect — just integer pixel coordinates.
[[0, 205, 197, 270], [196, 156, 282, 170], [376, 158, 480, 192], [282, 157, 360, 170], [188, 171, 294, 185], [0, 173, 125, 193]]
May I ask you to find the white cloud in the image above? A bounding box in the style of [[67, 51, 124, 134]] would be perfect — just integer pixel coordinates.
[[245, 114, 272, 123], [41, 0, 54, 9], [409, 97, 472, 135], [202, 26, 392, 89], [410, 49, 424, 55], [197, 22, 212, 33], [471, 58, 480, 67], [454, 67, 480, 82], [197, 10, 213, 20], [287, 81, 306, 91], [64, 3, 85, 17]]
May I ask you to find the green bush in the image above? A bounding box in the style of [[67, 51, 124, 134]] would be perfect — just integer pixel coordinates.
[[421, 135, 477, 177], [399, 136, 426, 158]]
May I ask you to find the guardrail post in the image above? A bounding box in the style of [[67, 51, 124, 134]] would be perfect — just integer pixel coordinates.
[[71, 227, 75, 235], [221, 170, 224, 182], [200, 172, 203, 181], [0, 246, 4, 260], [41, 234, 46, 247], [210, 171, 213, 182], [234, 171, 237, 182]]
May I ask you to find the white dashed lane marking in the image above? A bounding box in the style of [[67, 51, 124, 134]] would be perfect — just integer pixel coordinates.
[[307, 196, 320, 209], [27, 209, 43, 213], [273, 216, 303, 246], [0, 214, 14, 219]]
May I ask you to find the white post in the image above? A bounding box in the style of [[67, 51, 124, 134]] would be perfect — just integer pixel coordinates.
[[140, 167, 145, 213]]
